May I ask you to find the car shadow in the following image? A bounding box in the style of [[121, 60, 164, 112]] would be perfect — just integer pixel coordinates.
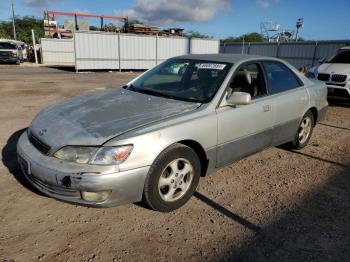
[[280, 149, 348, 168], [220, 165, 350, 261], [47, 66, 76, 72], [1, 128, 44, 196], [319, 122, 350, 131], [194, 191, 261, 232], [328, 98, 350, 108], [136, 190, 261, 233]]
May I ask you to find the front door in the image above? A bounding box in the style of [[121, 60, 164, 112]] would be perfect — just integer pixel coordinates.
[[216, 62, 274, 167]]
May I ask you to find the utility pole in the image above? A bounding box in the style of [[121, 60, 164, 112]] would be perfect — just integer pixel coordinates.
[[295, 18, 304, 42], [11, 0, 17, 40], [31, 29, 38, 64]]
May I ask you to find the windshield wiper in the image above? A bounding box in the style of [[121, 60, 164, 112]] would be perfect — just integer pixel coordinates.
[[132, 88, 176, 100]]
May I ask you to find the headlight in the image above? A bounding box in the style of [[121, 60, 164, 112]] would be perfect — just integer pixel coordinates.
[[54, 145, 133, 165], [91, 146, 133, 165], [11, 50, 17, 57]]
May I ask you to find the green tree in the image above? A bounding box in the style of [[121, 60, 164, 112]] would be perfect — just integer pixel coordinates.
[[0, 16, 44, 43], [89, 25, 99, 31], [185, 30, 213, 39], [103, 23, 118, 32], [222, 32, 264, 43]]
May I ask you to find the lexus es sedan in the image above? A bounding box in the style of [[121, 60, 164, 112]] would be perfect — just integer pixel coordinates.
[[17, 54, 328, 212]]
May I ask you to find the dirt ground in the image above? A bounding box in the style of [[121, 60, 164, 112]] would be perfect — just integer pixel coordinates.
[[0, 65, 349, 262]]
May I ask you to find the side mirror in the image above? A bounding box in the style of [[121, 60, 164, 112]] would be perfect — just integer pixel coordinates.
[[226, 91, 251, 106]]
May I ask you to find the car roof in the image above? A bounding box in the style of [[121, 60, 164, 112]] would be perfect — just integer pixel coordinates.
[[174, 53, 271, 64]]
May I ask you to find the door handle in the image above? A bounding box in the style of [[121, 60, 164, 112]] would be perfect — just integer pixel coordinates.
[[263, 105, 271, 112]]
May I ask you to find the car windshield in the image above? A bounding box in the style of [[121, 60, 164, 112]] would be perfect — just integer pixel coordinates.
[[125, 59, 232, 103], [327, 50, 350, 64], [0, 42, 17, 50]]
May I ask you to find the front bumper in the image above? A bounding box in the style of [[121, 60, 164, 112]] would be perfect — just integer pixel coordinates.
[[17, 132, 150, 207], [0, 56, 18, 63]]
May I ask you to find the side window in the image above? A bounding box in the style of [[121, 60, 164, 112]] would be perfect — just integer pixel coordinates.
[[263, 62, 302, 94], [229, 63, 267, 98]]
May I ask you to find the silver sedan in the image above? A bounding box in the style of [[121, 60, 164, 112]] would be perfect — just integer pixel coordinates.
[[17, 54, 328, 212]]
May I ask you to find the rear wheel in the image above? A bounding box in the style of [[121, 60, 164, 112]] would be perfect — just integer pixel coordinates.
[[293, 111, 314, 149], [142, 143, 201, 212]]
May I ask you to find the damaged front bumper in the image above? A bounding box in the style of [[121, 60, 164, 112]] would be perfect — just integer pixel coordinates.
[[17, 132, 149, 207]]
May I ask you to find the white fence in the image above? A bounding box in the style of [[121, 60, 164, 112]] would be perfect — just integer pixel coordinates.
[[41, 38, 75, 65], [41, 32, 220, 71]]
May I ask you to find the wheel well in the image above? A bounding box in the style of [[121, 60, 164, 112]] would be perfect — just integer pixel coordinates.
[[309, 107, 318, 125], [178, 140, 208, 177]]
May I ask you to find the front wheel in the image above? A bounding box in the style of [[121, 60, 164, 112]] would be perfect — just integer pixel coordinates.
[[142, 143, 201, 212], [293, 111, 314, 149]]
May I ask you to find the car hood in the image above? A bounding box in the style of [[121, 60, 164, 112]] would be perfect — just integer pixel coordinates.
[[317, 63, 350, 75], [29, 88, 200, 149]]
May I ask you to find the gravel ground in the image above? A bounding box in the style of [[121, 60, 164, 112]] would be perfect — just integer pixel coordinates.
[[0, 65, 349, 262]]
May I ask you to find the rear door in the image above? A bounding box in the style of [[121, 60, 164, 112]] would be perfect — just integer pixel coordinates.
[[262, 61, 309, 145]]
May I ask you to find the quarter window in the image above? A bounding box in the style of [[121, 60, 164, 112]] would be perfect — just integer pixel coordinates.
[[263, 62, 302, 94]]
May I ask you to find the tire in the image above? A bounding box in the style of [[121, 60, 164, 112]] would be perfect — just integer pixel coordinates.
[[15, 59, 20, 65], [292, 110, 314, 149], [142, 143, 201, 212]]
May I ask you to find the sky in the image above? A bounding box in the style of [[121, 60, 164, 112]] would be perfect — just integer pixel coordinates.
[[0, 0, 349, 40]]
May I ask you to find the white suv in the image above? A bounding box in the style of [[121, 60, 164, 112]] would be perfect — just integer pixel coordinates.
[[307, 46, 350, 100]]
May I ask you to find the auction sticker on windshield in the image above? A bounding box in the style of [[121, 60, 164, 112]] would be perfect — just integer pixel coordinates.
[[197, 63, 226, 70]]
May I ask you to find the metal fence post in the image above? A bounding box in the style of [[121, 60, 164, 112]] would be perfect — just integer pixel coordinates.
[[118, 32, 121, 72], [73, 31, 78, 72], [39, 38, 43, 64], [156, 34, 158, 65], [276, 42, 280, 58], [188, 37, 192, 54], [311, 41, 318, 66], [247, 42, 251, 54]]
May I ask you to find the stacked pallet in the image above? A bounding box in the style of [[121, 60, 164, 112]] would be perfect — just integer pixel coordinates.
[[127, 24, 161, 35]]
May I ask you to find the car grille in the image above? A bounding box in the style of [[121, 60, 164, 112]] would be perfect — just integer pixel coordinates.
[[317, 73, 330, 81], [331, 74, 347, 82], [0, 51, 11, 57], [28, 132, 51, 155]]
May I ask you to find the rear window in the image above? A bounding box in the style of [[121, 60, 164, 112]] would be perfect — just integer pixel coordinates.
[[263, 62, 302, 94], [0, 42, 17, 50]]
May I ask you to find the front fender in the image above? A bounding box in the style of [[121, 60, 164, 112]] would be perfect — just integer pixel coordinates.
[[104, 109, 218, 172]]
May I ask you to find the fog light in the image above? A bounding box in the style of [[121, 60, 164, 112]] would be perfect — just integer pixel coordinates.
[[81, 191, 111, 202]]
